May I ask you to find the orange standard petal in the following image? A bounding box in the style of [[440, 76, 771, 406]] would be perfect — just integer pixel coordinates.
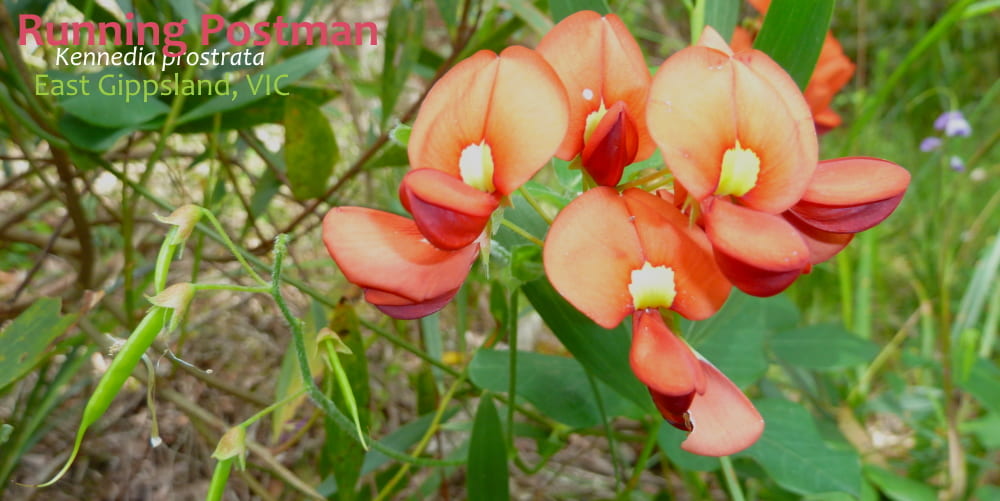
[[647, 27, 817, 213], [322, 207, 478, 318], [543, 187, 731, 328], [790, 157, 910, 234], [679, 359, 765, 457], [703, 199, 809, 297], [407, 46, 569, 197], [536, 11, 654, 164]]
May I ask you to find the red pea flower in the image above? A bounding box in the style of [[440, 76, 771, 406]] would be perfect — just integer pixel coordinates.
[[323, 47, 569, 318], [536, 11, 655, 187], [647, 28, 908, 297], [402, 47, 570, 250], [543, 187, 763, 456], [647, 26, 819, 296]]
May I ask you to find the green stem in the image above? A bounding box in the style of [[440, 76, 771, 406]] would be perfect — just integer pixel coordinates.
[[506, 290, 519, 455], [200, 209, 268, 286], [205, 459, 234, 501], [518, 186, 553, 225], [719, 455, 746, 501], [500, 219, 544, 247]]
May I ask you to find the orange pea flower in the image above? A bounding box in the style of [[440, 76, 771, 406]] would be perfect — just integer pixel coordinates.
[[401, 46, 569, 250], [544, 187, 762, 456], [736, 0, 856, 133], [536, 11, 655, 186], [322, 46, 569, 317]]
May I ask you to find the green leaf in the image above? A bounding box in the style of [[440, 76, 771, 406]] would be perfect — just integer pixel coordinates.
[[175, 86, 339, 133], [753, 0, 835, 90], [549, 0, 609, 22], [0, 298, 76, 392], [738, 399, 861, 496], [502, 0, 553, 35], [770, 323, 879, 370], [521, 278, 651, 410], [685, 292, 797, 387], [467, 397, 509, 501], [178, 48, 328, 124], [957, 358, 1000, 415], [284, 95, 338, 200], [468, 349, 639, 428], [863, 465, 937, 501], [703, 0, 740, 42], [57, 114, 133, 152], [359, 407, 460, 476], [55, 69, 170, 128]]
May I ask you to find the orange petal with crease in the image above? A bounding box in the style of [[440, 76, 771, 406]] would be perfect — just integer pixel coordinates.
[[407, 47, 568, 196], [537, 11, 653, 162], [543, 187, 642, 328], [621, 189, 731, 320], [704, 199, 808, 297], [647, 42, 817, 212], [400, 168, 499, 250], [680, 360, 765, 457], [322, 207, 478, 317]]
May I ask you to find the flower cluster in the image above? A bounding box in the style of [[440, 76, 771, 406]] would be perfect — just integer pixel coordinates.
[[921, 109, 973, 171], [322, 11, 910, 457]]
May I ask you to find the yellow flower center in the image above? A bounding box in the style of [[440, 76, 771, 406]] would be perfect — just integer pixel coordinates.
[[583, 102, 607, 143], [715, 141, 760, 197], [459, 141, 495, 192], [629, 262, 677, 310]]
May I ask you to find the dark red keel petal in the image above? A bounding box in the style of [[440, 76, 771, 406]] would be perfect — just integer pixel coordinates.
[[649, 387, 695, 432], [322, 207, 478, 317], [681, 360, 764, 457], [365, 288, 462, 320], [582, 101, 639, 187], [790, 157, 910, 233], [704, 200, 808, 297], [630, 310, 706, 398], [400, 168, 499, 250]]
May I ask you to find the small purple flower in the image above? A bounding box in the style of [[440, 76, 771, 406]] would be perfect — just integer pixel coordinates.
[[934, 111, 972, 137], [949, 155, 965, 172], [920, 137, 943, 152]]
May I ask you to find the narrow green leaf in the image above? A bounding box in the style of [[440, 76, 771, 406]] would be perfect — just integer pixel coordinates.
[[863, 465, 937, 501], [770, 323, 879, 371], [521, 278, 651, 410], [753, 0, 835, 90], [703, 0, 740, 42], [957, 358, 1000, 415], [501, 0, 553, 35], [55, 69, 170, 128], [738, 399, 862, 496], [284, 95, 338, 200], [469, 349, 640, 428], [359, 407, 460, 475], [178, 48, 328, 123], [467, 397, 509, 501], [323, 303, 370, 501], [0, 298, 76, 391], [549, 0, 609, 23], [57, 114, 133, 152]]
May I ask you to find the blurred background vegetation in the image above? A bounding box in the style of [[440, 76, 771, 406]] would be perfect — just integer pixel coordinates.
[[0, 0, 997, 499]]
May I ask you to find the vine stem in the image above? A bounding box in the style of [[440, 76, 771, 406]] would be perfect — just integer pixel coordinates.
[[719, 455, 746, 501]]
